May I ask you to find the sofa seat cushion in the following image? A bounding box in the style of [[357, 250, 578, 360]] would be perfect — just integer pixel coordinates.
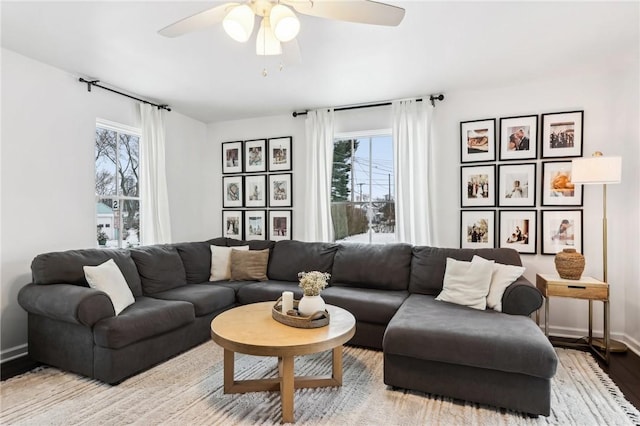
[[130, 245, 187, 294], [383, 294, 557, 379], [93, 297, 194, 349], [237, 281, 302, 305], [214, 280, 256, 295], [322, 287, 408, 325], [150, 284, 236, 316]]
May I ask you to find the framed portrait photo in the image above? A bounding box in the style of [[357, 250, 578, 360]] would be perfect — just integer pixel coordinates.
[[221, 141, 243, 174], [244, 139, 267, 173], [222, 210, 243, 240], [541, 209, 583, 255], [461, 210, 495, 249], [541, 111, 583, 158], [499, 210, 537, 254], [541, 161, 583, 206], [244, 174, 267, 208], [245, 210, 266, 241], [268, 136, 292, 172], [498, 163, 536, 207], [499, 115, 538, 161], [268, 173, 292, 207], [460, 118, 496, 163], [268, 210, 292, 241], [461, 165, 496, 207], [222, 175, 243, 208]]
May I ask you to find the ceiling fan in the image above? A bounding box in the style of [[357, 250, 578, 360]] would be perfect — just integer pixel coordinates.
[[159, 0, 405, 56]]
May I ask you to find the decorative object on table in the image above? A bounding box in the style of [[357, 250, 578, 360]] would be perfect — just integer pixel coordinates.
[[460, 118, 496, 163], [267, 136, 292, 171], [244, 139, 267, 173], [554, 248, 586, 280], [272, 297, 330, 328], [499, 210, 537, 254], [268, 173, 292, 207], [222, 210, 244, 240], [541, 160, 583, 206], [571, 152, 626, 353], [497, 163, 536, 207], [222, 175, 243, 208], [460, 210, 495, 249], [297, 270, 330, 316], [499, 114, 538, 161], [541, 209, 583, 255], [268, 210, 292, 241], [541, 110, 583, 158], [244, 174, 267, 207], [221, 141, 243, 174], [460, 164, 496, 207], [244, 210, 266, 241], [281, 291, 294, 313]]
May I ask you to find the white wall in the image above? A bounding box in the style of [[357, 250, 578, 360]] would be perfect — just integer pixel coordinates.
[[0, 48, 208, 360]]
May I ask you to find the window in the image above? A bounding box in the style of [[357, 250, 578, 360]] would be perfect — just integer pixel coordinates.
[[95, 120, 141, 248], [331, 132, 395, 244]]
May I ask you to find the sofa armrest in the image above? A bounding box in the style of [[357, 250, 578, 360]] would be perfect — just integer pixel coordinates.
[[18, 283, 115, 326], [501, 276, 543, 316]]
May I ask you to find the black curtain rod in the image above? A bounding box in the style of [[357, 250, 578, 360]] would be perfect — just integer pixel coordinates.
[[292, 94, 444, 117], [78, 78, 171, 111]]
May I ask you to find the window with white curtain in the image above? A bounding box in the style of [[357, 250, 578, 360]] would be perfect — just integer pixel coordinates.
[[95, 119, 142, 248], [331, 131, 395, 244]]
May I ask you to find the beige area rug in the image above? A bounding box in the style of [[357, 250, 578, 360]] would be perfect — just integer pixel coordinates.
[[1, 343, 639, 425]]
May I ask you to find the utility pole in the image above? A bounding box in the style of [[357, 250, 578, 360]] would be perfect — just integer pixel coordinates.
[[358, 183, 364, 201], [388, 173, 391, 201]]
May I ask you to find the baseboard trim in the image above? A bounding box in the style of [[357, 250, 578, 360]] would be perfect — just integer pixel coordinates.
[[545, 325, 640, 356], [1, 344, 28, 363]]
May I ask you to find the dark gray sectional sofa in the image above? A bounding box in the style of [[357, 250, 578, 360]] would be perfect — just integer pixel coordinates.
[[18, 238, 558, 416]]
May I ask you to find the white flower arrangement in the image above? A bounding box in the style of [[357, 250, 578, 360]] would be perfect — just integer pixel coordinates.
[[298, 271, 330, 296]]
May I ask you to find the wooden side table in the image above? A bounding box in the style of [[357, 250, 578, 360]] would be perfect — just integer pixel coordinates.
[[536, 273, 610, 363]]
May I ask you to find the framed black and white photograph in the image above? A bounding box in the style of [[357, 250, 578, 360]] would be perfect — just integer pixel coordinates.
[[245, 174, 267, 208], [499, 115, 538, 161], [222, 210, 243, 240], [541, 161, 583, 206], [498, 163, 536, 207], [461, 210, 495, 249], [268, 136, 292, 172], [499, 210, 537, 254], [268, 173, 292, 207], [541, 209, 583, 255], [461, 164, 496, 207], [222, 176, 243, 208], [268, 210, 292, 241], [244, 139, 267, 173], [541, 111, 583, 158], [222, 141, 243, 174], [460, 118, 496, 163], [245, 210, 266, 241]]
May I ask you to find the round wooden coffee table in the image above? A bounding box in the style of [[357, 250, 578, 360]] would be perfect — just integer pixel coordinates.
[[211, 301, 356, 423]]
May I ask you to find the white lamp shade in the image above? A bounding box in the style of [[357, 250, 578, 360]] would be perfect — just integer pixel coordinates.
[[571, 156, 622, 184], [270, 5, 300, 42], [223, 5, 255, 42], [256, 17, 282, 55]]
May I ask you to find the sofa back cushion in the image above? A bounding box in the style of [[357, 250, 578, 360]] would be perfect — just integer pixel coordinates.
[[331, 243, 413, 291], [173, 240, 226, 284], [31, 248, 143, 297], [409, 246, 523, 295], [130, 245, 187, 294], [267, 240, 338, 282], [227, 238, 276, 252]]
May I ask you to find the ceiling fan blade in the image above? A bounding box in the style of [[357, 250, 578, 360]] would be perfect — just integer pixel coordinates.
[[282, 0, 405, 26], [158, 3, 239, 38]]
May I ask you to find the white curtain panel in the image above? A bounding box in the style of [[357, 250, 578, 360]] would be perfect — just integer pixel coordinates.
[[303, 108, 335, 242], [392, 99, 434, 245], [139, 103, 172, 245]]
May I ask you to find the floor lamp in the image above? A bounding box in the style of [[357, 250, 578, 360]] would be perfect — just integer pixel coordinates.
[[571, 152, 627, 352]]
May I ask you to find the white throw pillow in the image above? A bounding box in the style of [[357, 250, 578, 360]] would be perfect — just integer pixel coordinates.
[[477, 255, 526, 312], [210, 245, 249, 281], [83, 259, 135, 316], [435, 256, 495, 310]]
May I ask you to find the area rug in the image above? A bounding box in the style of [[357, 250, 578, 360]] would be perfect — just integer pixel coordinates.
[[1, 343, 638, 425]]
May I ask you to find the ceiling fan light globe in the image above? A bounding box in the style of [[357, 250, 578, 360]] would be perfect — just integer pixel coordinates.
[[222, 5, 255, 42], [256, 17, 282, 56], [270, 5, 300, 42]]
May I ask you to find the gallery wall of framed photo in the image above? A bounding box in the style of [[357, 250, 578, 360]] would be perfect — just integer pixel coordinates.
[[459, 110, 584, 255], [221, 136, 293, 242]]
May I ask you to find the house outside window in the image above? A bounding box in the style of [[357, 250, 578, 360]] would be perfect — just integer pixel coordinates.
[[95, 120, 141, 248], [331, 131, 395, 244]]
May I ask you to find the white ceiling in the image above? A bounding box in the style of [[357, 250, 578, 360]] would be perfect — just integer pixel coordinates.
[[2, 1, 638, 123]]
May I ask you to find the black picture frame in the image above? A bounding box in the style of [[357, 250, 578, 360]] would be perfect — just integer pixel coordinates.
[[460, 210, 496, 249], [244, 139, 267, 173], [244, 174, 267, 208], [222, 175, 243, 208], [222, 210, 243, 240], [541, 160, 584, 206], [499, 210, 537, 254], [461, 164, 496, 207], [268, 136, 292, 172], [541, 209, 583, 255], [268, 173, 292, 207], [499, 115, 538, 161], [268, 210, 292, 241], [221, 141, 243, 174], [541, 110, 584, 158], [245, 210, 267, 241], [460, 118, 496, 163], [498, 163, 536, 207]]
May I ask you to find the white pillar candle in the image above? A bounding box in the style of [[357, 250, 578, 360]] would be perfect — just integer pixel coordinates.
[[282, 291, 294, 314]]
